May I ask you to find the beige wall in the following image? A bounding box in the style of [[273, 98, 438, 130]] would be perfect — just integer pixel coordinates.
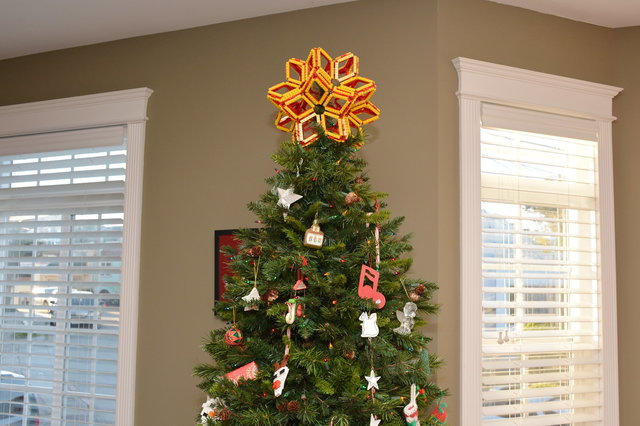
[[611, 26, 640, 426], [0, 0, 637, 424]]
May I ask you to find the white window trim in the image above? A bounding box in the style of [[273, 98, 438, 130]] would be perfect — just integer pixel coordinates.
[[0, 88, 153, 426], [453, 57, 622, 425]]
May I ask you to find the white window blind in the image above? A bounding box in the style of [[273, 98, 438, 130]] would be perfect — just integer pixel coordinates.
[[0, 126, 126, 425], [455, 57, 620, 426], [480, 107, 603, 425]]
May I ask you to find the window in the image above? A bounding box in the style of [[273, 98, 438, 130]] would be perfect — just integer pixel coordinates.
[[454, 58, 621, 425], [0, 89, 152, 426]]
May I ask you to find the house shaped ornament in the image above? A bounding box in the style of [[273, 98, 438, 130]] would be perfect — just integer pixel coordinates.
[[303, 220, 324, 248]]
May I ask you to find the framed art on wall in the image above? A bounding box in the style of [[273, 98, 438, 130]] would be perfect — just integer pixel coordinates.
[[214, 229, 242, 301]]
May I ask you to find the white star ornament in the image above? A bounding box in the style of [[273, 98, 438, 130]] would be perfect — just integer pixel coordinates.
[[277, 187, 303, 209], [365, 369, 380, 390]]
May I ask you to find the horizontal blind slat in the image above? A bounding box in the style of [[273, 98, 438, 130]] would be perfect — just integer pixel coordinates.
[[483, 315, 598, 323], [482, 398, 601, 417], [0, 218, 123, 229], [483, 343, 599, 354], [0, 168, 126, 185], [482, 384, 599, 401], [483, 354, 601, 370], [482, 301, 598, 309], [481, 103, 598, 141], [483, 287, 598, 295], [0, 243, 122, 252], [0, 181, 125, 200], [484, 413, 601, 426], [0, 127, 125, 156]]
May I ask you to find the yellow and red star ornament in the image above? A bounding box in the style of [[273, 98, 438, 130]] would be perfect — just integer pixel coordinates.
[[267, 47, 380, 147]]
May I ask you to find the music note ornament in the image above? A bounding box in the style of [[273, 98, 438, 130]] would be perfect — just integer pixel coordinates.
[[357, 265, 386, 308]]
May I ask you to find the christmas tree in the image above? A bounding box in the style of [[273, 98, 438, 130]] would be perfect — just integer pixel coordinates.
[[195, 48, 447, 426]]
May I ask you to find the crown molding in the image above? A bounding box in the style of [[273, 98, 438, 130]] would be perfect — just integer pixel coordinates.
[[453, 57, 622, 120], [0, 88, 153, 137]]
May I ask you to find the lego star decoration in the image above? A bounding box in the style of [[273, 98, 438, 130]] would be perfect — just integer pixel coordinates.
[[267, 47, 380, 146]]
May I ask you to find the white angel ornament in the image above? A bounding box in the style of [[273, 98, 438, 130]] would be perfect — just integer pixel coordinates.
[[393, 302, 418, 335]]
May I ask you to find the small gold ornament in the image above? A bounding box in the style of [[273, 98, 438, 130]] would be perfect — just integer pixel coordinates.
[[304, 220, 324, 248]]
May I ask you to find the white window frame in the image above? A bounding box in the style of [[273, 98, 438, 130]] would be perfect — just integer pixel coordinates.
[[453, 57, 621, 425], [0, 88, 152, 425]]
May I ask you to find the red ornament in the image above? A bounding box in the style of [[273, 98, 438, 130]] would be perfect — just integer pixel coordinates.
[[357, 264, 386, 308], [293, 280, 307, 290], [429, 401, 448, 424], [224, 361, 258, 384], [224, 326, 243, 346]]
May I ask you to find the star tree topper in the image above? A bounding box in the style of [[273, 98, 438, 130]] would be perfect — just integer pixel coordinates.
[[277, 187, 302, 209], [369, 414, 381, 426], [267, 47, 380, 146], [365, 369, 380, 390]]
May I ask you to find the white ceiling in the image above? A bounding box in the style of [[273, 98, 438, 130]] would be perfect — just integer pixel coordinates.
[[1, 0, 639, 61], [0, 0, 356, 60], [489, 0, 640, 28]]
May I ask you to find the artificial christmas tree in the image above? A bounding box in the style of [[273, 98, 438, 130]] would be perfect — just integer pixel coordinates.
[[195, 48, 447, 425]]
